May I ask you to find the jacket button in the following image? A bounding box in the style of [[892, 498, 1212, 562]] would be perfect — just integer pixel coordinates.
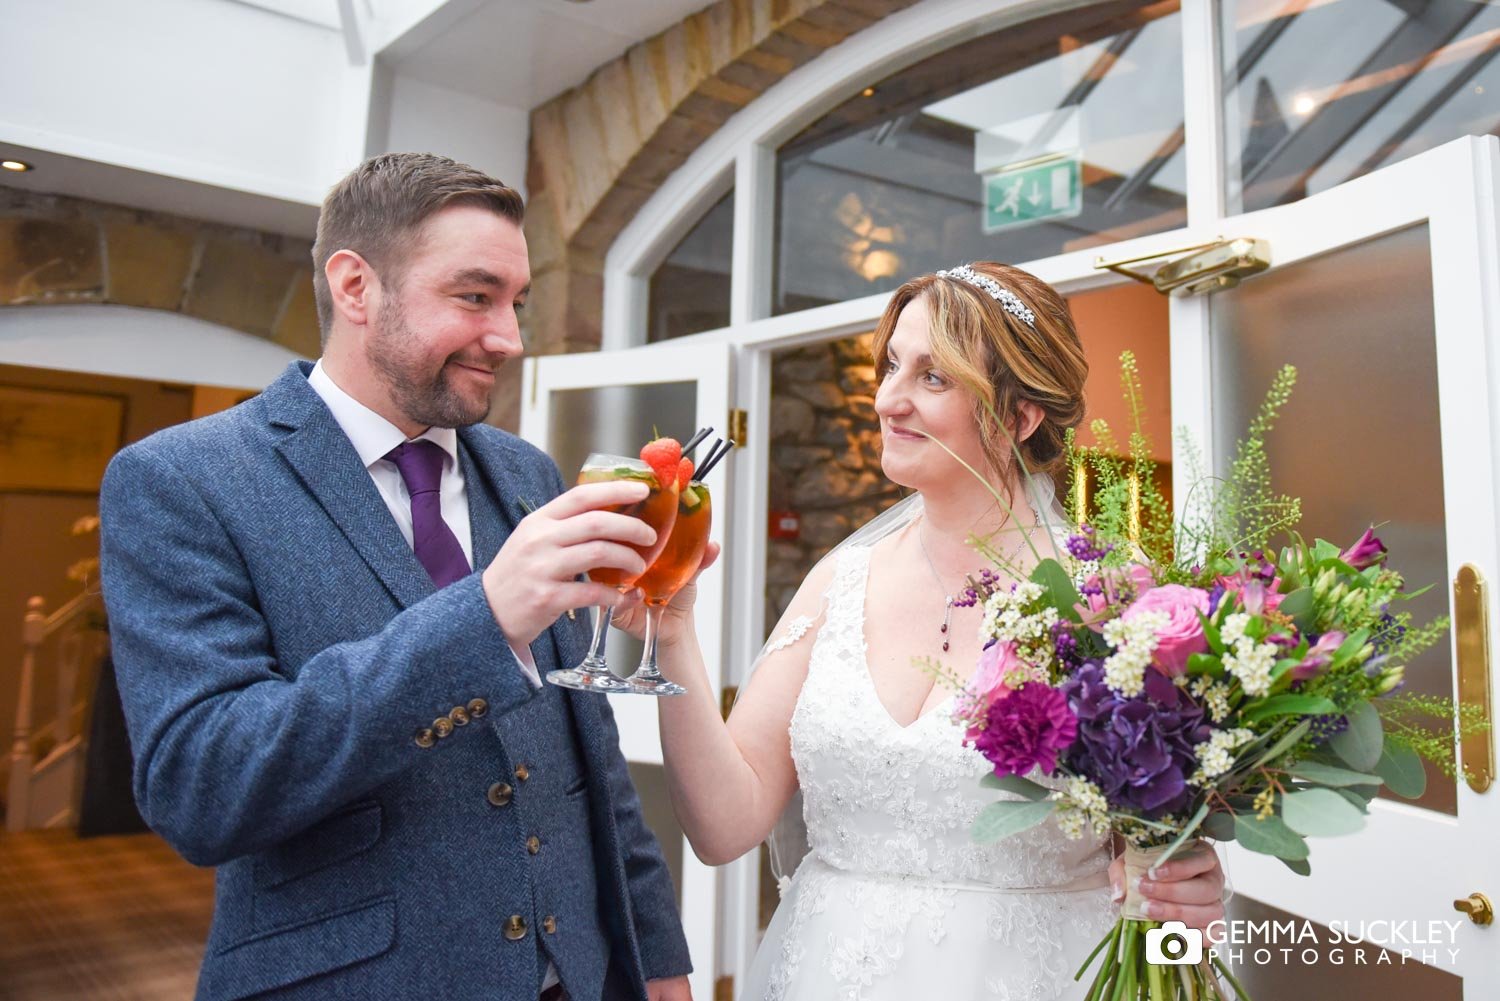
[[433, 717, 455, 738], [526, 835, 541, 855], [450, 705, 470, 726], [468, 698, 488, 718], [503, 915, 527, 941], [542, 915, 557, 935], [487, 782, 514, 807], [414, 728, 436, 749], [515, 763, 530, 782]]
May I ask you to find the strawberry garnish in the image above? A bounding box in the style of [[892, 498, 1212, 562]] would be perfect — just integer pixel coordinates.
[[676, 456, 695, 491], [639, 436, 682, 488]]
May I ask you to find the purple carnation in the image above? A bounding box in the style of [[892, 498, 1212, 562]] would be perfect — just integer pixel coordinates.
[[967, 683, 1079, 778], [1061, 662, 1211, 818]]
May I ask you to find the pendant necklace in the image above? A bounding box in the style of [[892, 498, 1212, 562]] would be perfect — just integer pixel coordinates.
[[916, 515, 1033, 652]]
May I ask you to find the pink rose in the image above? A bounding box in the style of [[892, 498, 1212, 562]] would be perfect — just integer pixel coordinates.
[[1123, 584, 1211, 677], [972, 640, 1022, 701]]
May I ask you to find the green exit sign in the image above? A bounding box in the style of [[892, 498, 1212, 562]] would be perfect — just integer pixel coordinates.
[[983, 157, 1082, 233]]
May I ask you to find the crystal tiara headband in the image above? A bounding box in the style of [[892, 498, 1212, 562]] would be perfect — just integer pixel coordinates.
[[935, 264, 1036, 327]]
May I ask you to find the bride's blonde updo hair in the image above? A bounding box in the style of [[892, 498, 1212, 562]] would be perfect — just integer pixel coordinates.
[[871, 261, 1088, 482]]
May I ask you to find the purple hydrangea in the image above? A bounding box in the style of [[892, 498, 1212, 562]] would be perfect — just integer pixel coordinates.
[[1061, 662, 1211, 818], [966, 683, 1079, 778]]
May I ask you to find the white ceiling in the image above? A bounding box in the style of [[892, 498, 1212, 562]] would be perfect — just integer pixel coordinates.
[[0, 143, 321, 238], [388, 0, 716, 107]]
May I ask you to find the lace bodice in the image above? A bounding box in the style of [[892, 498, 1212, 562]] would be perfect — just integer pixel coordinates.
[[791, 544, 1108, 888], [748, 543, 1116, 1001]]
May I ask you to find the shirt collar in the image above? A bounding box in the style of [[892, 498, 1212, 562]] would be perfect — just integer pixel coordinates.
[[307, 360, 460, 470]]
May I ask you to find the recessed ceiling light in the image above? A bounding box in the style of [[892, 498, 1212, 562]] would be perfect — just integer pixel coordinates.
[[1, 159, 33, 173], [861, 86, 877, 98], [1293, 94, 1317, 116]]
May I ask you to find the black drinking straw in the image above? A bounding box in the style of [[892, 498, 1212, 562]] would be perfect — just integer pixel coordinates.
[[696, 438, 735, 480], [682, 426, 713, 458]]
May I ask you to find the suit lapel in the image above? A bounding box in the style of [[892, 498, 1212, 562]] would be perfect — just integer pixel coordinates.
[[266, 363, 435, 610]]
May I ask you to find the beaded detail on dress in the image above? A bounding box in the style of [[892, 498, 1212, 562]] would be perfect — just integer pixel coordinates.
[[757, 544, 1115, 1001]]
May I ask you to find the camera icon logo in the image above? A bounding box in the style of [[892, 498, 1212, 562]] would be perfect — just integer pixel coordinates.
[[1145, 921, 1203, 966]]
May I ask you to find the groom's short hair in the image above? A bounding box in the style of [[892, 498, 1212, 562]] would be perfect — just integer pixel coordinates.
[[311, 152, 524, 340]]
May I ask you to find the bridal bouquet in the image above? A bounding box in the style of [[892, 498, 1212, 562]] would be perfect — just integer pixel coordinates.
[[936, 355, 1476, 1001]]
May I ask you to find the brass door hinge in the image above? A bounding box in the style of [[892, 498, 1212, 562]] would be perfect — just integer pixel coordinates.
[[728, 408, 748, 448], [714, 975, 735, 1001], [720, 685, 739, 721]]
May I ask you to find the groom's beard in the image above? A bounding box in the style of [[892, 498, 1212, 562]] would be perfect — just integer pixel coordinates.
[[369, 290, 496, 429]]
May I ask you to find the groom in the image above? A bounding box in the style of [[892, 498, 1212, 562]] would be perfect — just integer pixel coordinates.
[[99, 153, 691, 1000]]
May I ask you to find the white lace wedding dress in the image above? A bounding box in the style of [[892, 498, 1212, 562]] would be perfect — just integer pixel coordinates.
[[740, 543, 1117, 1001]]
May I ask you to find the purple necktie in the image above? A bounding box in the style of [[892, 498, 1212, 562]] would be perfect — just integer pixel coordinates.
[[384, 440, 471, 588]]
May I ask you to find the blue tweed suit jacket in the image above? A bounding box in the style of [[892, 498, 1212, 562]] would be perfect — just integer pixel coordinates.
[[98, 361, 691, 999]]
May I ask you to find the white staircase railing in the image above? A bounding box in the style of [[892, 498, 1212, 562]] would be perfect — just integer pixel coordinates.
[[6, 592, 106, 832]]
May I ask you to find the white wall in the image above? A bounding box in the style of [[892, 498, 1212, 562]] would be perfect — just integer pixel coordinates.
[[1, 0, 351, 204], [371, 71, 531, 194], [0, 306, 305, 390]]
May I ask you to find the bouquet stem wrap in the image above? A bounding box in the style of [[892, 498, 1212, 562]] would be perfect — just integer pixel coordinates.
[[1076, 842, 1249, 1001]]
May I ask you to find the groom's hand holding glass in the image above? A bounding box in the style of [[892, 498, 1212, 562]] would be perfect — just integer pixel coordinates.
[[481, 479, 655, 648]]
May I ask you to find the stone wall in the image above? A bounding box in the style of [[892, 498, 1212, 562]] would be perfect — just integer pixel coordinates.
[[765, 331, 904, 630], [0, 186, 320, 359]]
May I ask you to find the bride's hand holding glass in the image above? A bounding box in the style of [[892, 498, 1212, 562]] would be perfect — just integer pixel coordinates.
[[610, 539, 721, 650]]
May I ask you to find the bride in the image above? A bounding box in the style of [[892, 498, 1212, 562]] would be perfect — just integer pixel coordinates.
[[613, 262, 1227, 999]]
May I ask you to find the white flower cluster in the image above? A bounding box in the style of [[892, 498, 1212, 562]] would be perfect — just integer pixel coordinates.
[[1220, 612, 1252, 647], [1223, 637, 1278, 697], [981, 581, 1059, 674], [1190, 727, 1256, 786], [1189, 676, 1233, 722], [1051, 775, 1111, 840], [1100, 611, 1168, 697]]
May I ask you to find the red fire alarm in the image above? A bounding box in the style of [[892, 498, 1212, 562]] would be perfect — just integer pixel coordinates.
[[769, 510, 801, 540]]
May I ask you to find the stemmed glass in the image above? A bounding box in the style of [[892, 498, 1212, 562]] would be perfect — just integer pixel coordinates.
[[547, 452, 678, 694], [621, 479, 713, 696]]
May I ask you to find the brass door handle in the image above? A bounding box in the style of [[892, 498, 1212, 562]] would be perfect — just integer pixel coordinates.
[[1454, 893, 1493, 926]]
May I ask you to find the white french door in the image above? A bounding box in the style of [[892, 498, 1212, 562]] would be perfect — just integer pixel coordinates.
[[519, 340, 735, 1001], [1166, 135, 1500, 994]]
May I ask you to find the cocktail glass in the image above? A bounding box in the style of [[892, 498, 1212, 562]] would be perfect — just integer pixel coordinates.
[[621, 480, 712, 696], [547, 452, 678, 694]]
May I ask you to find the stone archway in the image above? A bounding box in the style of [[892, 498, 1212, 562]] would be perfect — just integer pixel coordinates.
[[0, 188, 320, 361], [516, 0, 922, 425]]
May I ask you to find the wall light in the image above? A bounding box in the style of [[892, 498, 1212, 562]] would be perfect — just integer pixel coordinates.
[[1293, 94, 1317, 116], [2, 159, 34, 173]]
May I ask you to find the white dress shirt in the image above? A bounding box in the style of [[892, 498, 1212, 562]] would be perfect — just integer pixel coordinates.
[[306, 361, 542, 687]]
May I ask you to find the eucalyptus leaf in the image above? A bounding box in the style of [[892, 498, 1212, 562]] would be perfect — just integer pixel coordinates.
[[1282, 788, 1366, 837], [972, 799, 1057, 843], [1331, 700, 1383, 771], [979, 773, 1051, 801], [1280, 856, 1313, 877], [1287, 761, 1383, 786], [1376, 741, 1428, 799], [1242, 720, 1312, 772], [1242, 694, 1340, 723], [1030, 558, 1083, 622], [1334, 788, 1372, 815], [1202, 811, 1236, 842], [1234, 813, 1310, 860]]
